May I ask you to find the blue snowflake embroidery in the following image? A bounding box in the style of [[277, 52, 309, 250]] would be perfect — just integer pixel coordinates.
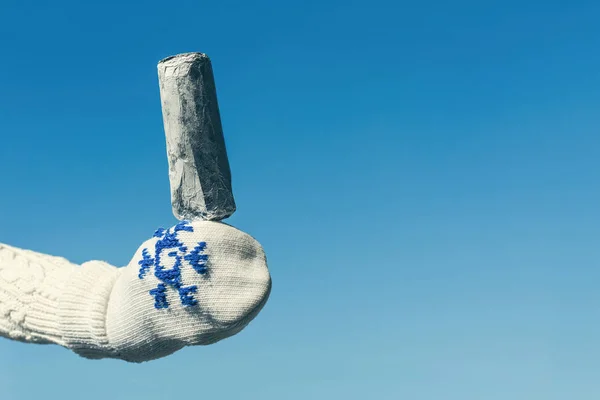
[[138, 221, 208, 309], [185, 242, 208, 274], [138, 249, 154, 279]]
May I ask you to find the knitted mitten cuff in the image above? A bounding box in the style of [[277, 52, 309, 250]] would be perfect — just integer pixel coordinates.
[[58, 260, 121, 359]]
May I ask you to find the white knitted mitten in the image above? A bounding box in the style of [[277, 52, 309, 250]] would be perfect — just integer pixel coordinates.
[[0, 221, 271, 362]]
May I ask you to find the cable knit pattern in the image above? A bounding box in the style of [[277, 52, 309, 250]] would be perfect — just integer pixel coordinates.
[[0, 244, 73, 345], [0, 221, 272, 362]]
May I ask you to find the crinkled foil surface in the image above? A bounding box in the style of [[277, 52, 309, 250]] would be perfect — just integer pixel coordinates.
[[158, 53, 236, 221]]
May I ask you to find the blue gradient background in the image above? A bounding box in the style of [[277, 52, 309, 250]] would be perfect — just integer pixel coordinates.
[[1, 1, 599, 399]]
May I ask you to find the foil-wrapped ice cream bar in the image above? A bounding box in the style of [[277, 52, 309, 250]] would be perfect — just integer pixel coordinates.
[[157, 53, 236, 221]]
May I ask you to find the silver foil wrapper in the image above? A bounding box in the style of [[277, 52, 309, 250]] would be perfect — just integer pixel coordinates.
[[157, 53, 236, 221]]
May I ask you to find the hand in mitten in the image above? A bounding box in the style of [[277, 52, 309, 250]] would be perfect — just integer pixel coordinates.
[[0, 220, 271, 363]]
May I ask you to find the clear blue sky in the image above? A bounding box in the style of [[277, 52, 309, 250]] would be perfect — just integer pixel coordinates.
[[1, 0, 599, 399]]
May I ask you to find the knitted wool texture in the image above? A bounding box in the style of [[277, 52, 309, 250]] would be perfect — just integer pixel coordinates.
[[0, 221, 271, 363]]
